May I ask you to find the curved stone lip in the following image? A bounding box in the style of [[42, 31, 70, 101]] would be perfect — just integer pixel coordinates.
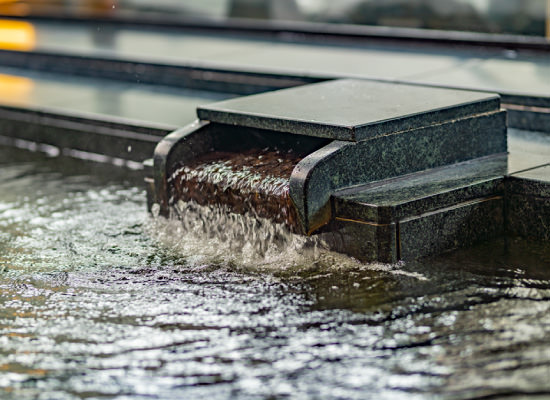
[[197, 78, 500, 142]]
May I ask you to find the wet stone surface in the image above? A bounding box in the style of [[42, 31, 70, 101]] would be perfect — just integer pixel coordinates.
[[507, 167, 550, 241], [333, 155, 507, 224], [198, 79, 500, 141], [168, 148, 302, 231]]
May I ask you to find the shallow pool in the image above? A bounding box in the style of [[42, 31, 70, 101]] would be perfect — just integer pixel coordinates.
[[1, 145, 550, 400]]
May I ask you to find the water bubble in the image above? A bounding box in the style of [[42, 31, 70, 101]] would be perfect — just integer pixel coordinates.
[[151, 203, 161, 218]]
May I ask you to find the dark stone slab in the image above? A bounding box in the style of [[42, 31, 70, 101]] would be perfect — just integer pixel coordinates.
[[198, 79, 500, 142], [506, 167, 550, 242], [512, 165, 550, 185], [399, 197, 505, 260], [507, 167, 550, 197], [333, 155, 507, 224], [0, 49, 317, 96], [507, 128, 550, 174], [507, 194, 550, 241], [507, 107, 550, 133], [290, 110, 507, 233], [0, 107, 164, 163], [506, 165, 550, 241], [321, 220, 397, 263]]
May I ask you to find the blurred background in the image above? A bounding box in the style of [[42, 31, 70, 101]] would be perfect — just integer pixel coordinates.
[[0, 0, 548, 38]]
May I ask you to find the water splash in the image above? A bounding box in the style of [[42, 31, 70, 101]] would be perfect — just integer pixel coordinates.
[[148, 200, 363, 273], [168, 149, 301, 230]]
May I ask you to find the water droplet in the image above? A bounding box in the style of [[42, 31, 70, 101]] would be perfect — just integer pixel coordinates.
[[151, 203, 161, 218]]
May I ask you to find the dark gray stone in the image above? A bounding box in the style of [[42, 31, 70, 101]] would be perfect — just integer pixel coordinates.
[[505, 168, 550, 242], [290, 110, 507, 233], [511, 165, 550, 186], [507, 194, 550, 241], [507, 107, 550, 133], [0, 107, 164, 162], [321, 220, 398, 263], [508, 128, 550, 174], [399, 197, 505, 260], [198, 79, 500, 142], [333, 155, 507, 224]]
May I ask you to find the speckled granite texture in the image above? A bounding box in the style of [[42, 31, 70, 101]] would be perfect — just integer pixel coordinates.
[[290, 111, 506, 233], [506, 167, 550, 241], [399, 197, 505, 260], [198, 79, 500, 142], [333, 155, 507, 223], [154, 79, 531, 262], [506, 107, 550, 133], [327, 155, 507, 261], [321, 220, 398, 264], [0, 107, 166, 162]]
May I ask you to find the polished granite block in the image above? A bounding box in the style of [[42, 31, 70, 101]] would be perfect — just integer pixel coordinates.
[[290, 110, 506, 232], [508, 129, 550, 174], [506, 168, 550, 241], [507, 194, 550, 241], [333, 155, 507, 224], [322, 220, 397, 263], [507, 107, 550, 133], [508, 167, 550, 197], [399, 197, 505, 260], [198, 79, 500, 141], [0, 109, 162, 162]]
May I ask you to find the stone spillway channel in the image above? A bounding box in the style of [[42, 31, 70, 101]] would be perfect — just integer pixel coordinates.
[[168, 148, 302, 231]]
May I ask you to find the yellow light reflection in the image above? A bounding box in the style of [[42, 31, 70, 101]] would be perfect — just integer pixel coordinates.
[[0, 73, 34, 103], [0, 19, 35, 51]]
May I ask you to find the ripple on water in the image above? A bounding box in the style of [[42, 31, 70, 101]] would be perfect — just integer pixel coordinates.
[[1, 145, 550, 399]]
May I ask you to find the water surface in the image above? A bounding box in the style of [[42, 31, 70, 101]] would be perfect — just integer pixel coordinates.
[[1, 145, 550, 400]]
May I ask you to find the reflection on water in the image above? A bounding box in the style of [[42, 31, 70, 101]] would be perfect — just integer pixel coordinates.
[[1, 144, 550, 399]]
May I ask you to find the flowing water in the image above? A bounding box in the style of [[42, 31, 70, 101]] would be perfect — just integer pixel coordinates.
[[168, 148, 302, 231], [1, 144, 550, 400]]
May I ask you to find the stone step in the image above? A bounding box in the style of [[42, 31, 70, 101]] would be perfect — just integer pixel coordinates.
[[333, 154, 507, 224], [328, 155, 508, 261]]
